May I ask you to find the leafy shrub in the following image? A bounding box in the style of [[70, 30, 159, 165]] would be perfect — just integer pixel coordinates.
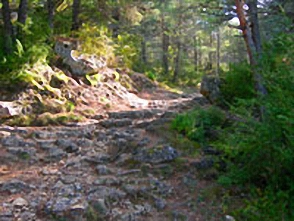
[[0, 9, 51, 86], [220, 62, 255, 102], [145, 70, 157, 81], [170, 33, 294, 220], [0, 42, 51, 86], [179, 63, 206, 86], [234, 188, 294, 221], [171, 106, 225, 145], [217, 34, 294, 220], [116, 33, 140, 69], [78, 24, 116, 65], [77, 25, 140, 69]]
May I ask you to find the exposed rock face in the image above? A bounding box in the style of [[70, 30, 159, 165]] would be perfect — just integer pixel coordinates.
[[200, 75, 221, 104]]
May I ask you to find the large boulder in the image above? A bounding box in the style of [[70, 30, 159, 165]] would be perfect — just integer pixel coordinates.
[[200, 75, 221, 103]]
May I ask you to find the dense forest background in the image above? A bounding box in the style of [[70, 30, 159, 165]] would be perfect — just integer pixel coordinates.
[[1, 0, 294, 220]]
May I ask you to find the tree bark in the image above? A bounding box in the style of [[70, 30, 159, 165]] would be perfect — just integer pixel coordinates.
[[141, 36, 147, 64], [207, 32, 213, 70], [161, 15, 169, 75], [216, 27, 220, 76], [112, 7, 120, 38], [198, 38, 202, 68], [17, 0, 28, 40], [172, 8, 183, 83], [172, 40, 181, 83], [235, 0, 267, 118], [172, 1, 183, 83], [235, 0, 256, 65], [248, 0, 262, 55], [47, 0, 54, 30], [17, 0, 28, 26], [248, 0, 267, 120], [1, 0, 14, 55], [72, 0, 81, 31], [194, 36, 198, 72]]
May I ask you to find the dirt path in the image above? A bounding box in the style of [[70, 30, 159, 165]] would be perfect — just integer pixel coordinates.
[[0, 86, 227, 221]]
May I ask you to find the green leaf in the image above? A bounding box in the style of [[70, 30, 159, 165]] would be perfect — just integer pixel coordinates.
[[55, 72, 69, 83], [56, 1, 68, 12], [276, 115, 288, 120], [15, 39, 24, 57], [31, 79, 45, 90], [86, 74, 98, 86], [113, 71, 120, 81]]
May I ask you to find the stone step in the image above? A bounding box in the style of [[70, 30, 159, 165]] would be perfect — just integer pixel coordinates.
[[108, 109, 164, 120], [99, 118, 133, 128], [31, 127, 95, 140], [99, 115, 174, 129]]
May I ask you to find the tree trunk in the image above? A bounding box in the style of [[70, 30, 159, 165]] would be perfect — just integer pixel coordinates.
[[17, 0, 28, 40], [198, 38, 202, 68], [172, 40, 181, 83], [207, 32, 213, 70], [112, 7, 120, 38], [141, 36, 147, 64], [1, 0, 14, 55], [248, 0, 262, 55], [72, 0, 81, 31], [47, 0, 54, 30], [161, 15, 169, 75], [194, 36, 198, 72], [235, 0, 256, 65], [248, 0, 267, 98], [172, 0, 185, 83], [216, 28, 220, 76], [235, 0, 267, 118]]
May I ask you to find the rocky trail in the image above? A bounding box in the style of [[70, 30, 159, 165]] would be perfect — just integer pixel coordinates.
[[0, 84, 227, 221]]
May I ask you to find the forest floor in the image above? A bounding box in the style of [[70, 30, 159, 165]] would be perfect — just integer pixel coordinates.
[[0, 74, 232, 221]]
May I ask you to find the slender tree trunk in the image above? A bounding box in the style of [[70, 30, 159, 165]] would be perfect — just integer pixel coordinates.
[[1, 0, 14, 55], [216, 28, 220, 76], [248, 0, 262, 55], [207, 32, 213, 70], [172, 40, 181, 83], [17, 0, 28, 40], [235, 0, 256, 65], [249, 0, 267, 99], [112, 7, 120, 38], [194, 36, 198, 72], [161, 15, 169, 75], [140, 21, 147, 65], [97, 0, 107, 18], [235, 0, 267, 118], [17, 0, 28, 27], [141, 36, 147, 64], [198, 38, 202, 68], [72, 0, 81, 31], [172, 8, 183, 83], [47, 0, 54, 30]]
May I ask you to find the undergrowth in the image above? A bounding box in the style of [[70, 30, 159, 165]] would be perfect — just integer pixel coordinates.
[[171, 106, 226, 145], [171, 33, 294, 220]]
